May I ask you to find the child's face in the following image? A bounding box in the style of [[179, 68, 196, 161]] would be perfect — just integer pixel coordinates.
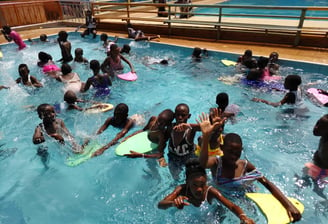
[[222, 141, 242, 164], [19, 67, 29, 78], [313, 117, 328, 137], [187, 175, 206, 200], [175, 106, 190, 124], [43, 106, 56, 122]]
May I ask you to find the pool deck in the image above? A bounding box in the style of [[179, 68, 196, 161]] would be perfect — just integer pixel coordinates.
[[1, 26, 328, 65]]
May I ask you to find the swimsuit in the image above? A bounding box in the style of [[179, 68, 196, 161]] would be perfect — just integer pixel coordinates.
[[194, 134, 224, 157], [90, 75, 111, 97], [109, 56, 123, 70], [59, 73, 82, 93], [9, 31, 26, 50], [213, 156, 263, 197], [305, 162, 328, 184]]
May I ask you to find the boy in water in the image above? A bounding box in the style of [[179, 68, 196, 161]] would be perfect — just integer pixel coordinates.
[[92, 103, 135, 157], [32, 104, 82, 153], [81, 10, 97, 39], [158, 158, 255, 224], [74, 48, 88, 64], [57, 31, 73, 63], [16, 64, 43, 88], [198, 109, 302, 222], [123, 109, 175, 167]]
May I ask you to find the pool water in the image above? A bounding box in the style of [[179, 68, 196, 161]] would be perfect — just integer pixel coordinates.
[[0, 32, 328, 223], [195, 0, 328, 18]]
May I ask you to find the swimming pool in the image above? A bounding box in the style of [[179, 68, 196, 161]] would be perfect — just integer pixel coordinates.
[[0, 32, 328, 223], [194, 0, 328, 18]]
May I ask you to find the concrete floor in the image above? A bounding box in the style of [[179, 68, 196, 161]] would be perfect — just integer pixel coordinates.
[[1, 26, 328, 65]]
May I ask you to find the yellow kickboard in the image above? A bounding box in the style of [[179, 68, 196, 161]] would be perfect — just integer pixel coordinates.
[[221, 59, 237, 66], [246, 193, 304, 224]]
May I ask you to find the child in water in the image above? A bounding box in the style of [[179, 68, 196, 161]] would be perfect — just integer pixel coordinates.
[[80, 10, 97, 39], [252, 74, 303, 107], [296, 114, 328, 199], [16, 64, 43, 88], [57, 30, 73, 63], [158, 158, 255, 224], [123, 109, 175, 167], [74, 48, 88, 64], [32, 104, 82, 153], [198, 109, 302, 222], [1, 25, 26, 50]]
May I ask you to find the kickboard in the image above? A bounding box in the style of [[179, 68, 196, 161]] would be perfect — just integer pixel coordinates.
[[306, 88, 328, 106], [0, 51, 3, 58], [115, 131, 158, 156], [66, 142, 102, 166], [221, 59, 237, 66], [117, 72, 138, 81], [85, 103, 114, 114], [246, 193, 304, 224]]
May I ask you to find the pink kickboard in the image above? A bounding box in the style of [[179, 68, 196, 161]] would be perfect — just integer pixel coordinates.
[[307, 88, 328, 105], [117, 72, 138, 81]]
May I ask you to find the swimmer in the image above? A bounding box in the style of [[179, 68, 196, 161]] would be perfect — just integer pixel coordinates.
[[74, 48, 88, 64], [16, 64, 43, 88], [1, 25, 26, 50]]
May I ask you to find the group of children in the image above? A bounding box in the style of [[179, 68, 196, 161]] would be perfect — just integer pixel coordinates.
[[2, 23, 328, 223]]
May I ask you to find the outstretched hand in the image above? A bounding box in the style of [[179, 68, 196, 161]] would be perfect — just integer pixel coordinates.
[[173, 196, 190, 209], [287, 206, 302, 223], [196, 108, 226, 136], [124, 150, 143, 158]]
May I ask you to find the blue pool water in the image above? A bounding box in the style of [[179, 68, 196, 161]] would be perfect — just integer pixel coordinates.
[[195, 0, 328, 18], [0, 32, 328, 223]]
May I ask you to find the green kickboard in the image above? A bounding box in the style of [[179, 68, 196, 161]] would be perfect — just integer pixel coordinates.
[[246, 193, 304, 224], [66, 142, 101, 167], [115, 131, 158, 156]]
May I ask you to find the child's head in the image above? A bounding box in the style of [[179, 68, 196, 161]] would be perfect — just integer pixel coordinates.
[[192, 47, 202, 58], [100, 33, 108, 42], [40, 34, 48, 42], [185, 158, 207, 199], [2, 25, 11, 34], [216, 92, 229, 111], [221, 133, 243, 164], [61, 63, 72, 75], [269, 52, 279, 63], [89, 59, 100, 72], [120, 44, 131, 54], [64, 90, 78, 104], [86, 10, 92, 16], [109, 44, 120, 54], [38, 51, 52, 63], [244, 49, 252, 57], [160, 59, 168, 65], [58, 31, 68, 41], [257, 56, 269, 69], [18, 64, 29, 77], [113, 103, 129, 123], [74, 48, 83, 56], [284, 75, 302, 91], [313, 114, 328, 137], [174, 103, 191, 124], [37, 104, 56, 122], [157, 109, 174, 130]]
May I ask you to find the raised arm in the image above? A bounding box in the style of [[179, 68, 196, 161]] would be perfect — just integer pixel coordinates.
[[158, 185, 190, 209], [120, 54, 135, 73], [32, 125, 45, 144]]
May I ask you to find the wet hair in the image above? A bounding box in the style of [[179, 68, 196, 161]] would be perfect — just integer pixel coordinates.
[[257, 56, 269, 69], [40, 34, 48, 42], [244, 49, 252, 57], [192, 47, 202, 58], [114, 103, 129, 114], [64, 90, 77, 104], [110, 43, 119, 52], [216, 92, 229, 111], [37, 103, 50, 119], [38, 51, 52, 62], [18, 64, 29, 75], [185, 158, 206, 180], [160, 59, 168, 65], [223, 133, 242, 146], [269, 52, 279, 59], [2, 25, 11, 34], [120, 44, 131, 54], [75, 48, 83, 55], [284, 75, 302, 91], [61, 63, 72, 75], [175, 103, 190, 113], [100, 33, 108, 41], [159, 109, 174, 123], [58, 31, 68, 41], [90, 59, 100, 72]]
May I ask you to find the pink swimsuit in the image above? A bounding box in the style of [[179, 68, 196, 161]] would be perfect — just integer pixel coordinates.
[[9, 31, 26, 50]]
